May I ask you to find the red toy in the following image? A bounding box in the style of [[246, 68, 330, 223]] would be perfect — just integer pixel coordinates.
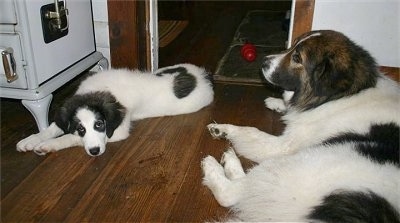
[[241, 43, 257, 62]]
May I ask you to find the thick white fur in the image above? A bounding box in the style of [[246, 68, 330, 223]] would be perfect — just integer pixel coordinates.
[[202, 76, 400, 221], [202, 144, 399, 221], [17, 63, 213, 156]]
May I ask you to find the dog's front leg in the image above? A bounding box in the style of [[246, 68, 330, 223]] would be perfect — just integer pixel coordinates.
[[265, 97, 286, 113], [207, 123, 290, 162], [33, 134, 83, 155], [17, 122, 64, 153]]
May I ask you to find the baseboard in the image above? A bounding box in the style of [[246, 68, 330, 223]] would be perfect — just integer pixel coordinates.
[[379, 66, 400, 82]]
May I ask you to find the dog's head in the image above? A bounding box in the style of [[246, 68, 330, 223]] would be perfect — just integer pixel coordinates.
[[55, 92, 126, 156], [262, 30, 379, 110]]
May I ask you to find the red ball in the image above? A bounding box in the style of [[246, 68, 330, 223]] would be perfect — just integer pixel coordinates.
[[241, 43, 257, 62]]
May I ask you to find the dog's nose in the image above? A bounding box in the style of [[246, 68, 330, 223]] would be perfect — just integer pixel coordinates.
[[89, 147, 100, 156]]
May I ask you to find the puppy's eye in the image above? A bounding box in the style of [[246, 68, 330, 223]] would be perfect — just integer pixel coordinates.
[[95, 120, 104, 128], [77, 124, 86, 135], [292, 52, 302, 64]]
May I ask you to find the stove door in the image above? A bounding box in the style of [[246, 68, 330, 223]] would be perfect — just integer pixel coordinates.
[[24, 0, 96, 86]]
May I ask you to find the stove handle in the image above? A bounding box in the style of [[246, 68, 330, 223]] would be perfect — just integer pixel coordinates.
[[1, 47, 18, 83]]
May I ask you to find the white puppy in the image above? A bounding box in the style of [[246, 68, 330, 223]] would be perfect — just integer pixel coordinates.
[[17, 64, 214, 156]]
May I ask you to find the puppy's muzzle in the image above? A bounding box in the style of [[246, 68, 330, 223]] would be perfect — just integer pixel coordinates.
[[262, 57, 272, 71]]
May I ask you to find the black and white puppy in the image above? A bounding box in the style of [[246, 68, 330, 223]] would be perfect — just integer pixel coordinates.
[[17, 64, 214, 156], [201, 30, 399, 222]]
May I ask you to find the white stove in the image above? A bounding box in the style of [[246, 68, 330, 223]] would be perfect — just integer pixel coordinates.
[[0, 0, 108, 130]]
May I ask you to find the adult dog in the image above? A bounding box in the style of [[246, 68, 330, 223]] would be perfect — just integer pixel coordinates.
[[201, 30, 399, 222], [17, 63, 213, 156]]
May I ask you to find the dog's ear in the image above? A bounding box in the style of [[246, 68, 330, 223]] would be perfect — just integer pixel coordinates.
[[54, 106, 71, 133], [312, 53, 353, 96], [102, 101, 125, 138]]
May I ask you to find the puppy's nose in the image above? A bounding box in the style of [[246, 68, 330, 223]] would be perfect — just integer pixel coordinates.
[[89, 147, 100, 156]]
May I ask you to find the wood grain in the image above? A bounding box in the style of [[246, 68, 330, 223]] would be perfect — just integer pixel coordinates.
[[107, 0, 148, 70], [291, 0, 315, 43]]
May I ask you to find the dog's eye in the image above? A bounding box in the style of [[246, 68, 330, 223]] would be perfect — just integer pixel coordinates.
[[76, 124, 86, 135], [95, 120, 104, 128], [292, 52, 302, 64]]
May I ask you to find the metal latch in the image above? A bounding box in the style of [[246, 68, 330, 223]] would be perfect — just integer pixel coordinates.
[[1, 47, 18, 83], [45, 0, 69, 32]]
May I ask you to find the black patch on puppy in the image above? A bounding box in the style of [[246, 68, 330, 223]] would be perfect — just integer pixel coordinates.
[[173, 70, 196, 98], [154, 66, 197, 98], [323, 123, 399, 166], [308, 191, 400, 223], [155, 67, 186, 77], [54, 91, 126, 138]]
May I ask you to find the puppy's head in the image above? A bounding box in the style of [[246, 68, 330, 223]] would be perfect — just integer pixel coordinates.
[[262, 30, 379, 110], [55, 92, 125, 156]]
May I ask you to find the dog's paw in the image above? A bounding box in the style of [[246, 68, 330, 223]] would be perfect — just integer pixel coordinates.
[[16, 134, 43, 152], [221, 149, 245, 180], [32, 139, 62, 155], [201, 155, 225, 186], [264, 97, 286, 113], [207, 123, 229, 139], [201, 155, 241, 207]]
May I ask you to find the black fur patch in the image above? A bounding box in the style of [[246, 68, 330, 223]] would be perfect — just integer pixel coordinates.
[[155, 67, 186, 77], [54, 91, 126, 138], [323, 123, 399, 166], [308, 191, 400, 223], [173, 70, 197, 98], [154, 66, 197, 98]]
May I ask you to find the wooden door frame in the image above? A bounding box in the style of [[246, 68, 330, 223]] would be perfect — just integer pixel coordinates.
[[291, 0, 315, 43], [107, 0, 150, 70]]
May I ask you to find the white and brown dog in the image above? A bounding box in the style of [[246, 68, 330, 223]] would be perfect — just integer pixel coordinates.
[[201, 30, 399, 222], [17, 64, 214, 156]]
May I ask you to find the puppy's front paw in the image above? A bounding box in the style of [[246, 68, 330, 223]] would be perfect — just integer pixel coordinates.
[[207, 123, 228, 139], [33, 139, 61, 155], [264, 97, 286, 113], [16, 134, 43, 152]]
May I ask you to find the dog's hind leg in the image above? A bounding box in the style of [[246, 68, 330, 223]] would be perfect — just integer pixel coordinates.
[[201, 154, 244, 207], [221, 148, 245, 180], [207, 123, 289, 163]]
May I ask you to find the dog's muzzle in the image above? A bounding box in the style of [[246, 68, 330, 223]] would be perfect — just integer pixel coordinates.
[[262, 57, 272, 72]]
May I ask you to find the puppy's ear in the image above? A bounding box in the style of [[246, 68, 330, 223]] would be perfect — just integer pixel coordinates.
[[54, 106, 70, 133], [103, 102, 125, 138], [312, 54, 353, 96]]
